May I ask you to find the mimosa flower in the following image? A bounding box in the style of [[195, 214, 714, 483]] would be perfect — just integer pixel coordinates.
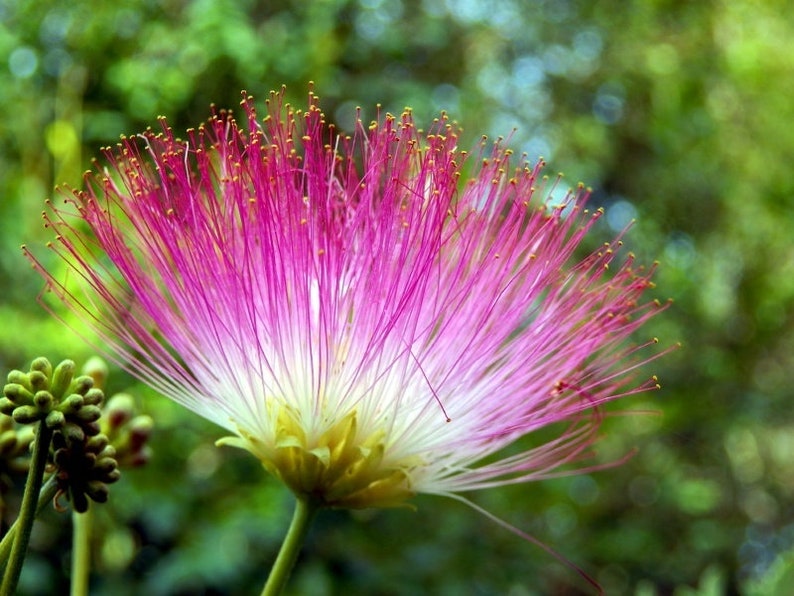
[[28, 89, 667, 513]]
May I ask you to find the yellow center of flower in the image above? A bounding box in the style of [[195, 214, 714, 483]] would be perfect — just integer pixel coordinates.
[[218, 405, 419, 509]]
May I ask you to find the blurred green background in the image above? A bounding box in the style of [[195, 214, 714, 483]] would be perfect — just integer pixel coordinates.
[[1, 0, 793, 594]]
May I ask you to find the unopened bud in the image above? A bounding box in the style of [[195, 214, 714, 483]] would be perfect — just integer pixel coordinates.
[[71, 491, 89, 514], [45, 410, 65, 429], [3, 384, 34, 406], [50, 360, 76, 399], [29, 371, 49, 392], [33, 391, 54, 411], [6, 371, 30, 389], [0, 430, 17, 454], [30, 358, 52, 379], [59, 394, 85, 415], [83, 388, 104, 406], [86, 434, 109, 452], [85, 481, 110, 503], [72, 376, 94, 397], [0, 398, 17, 416], [129, 416, 154, 450], [105, 394, 135, 429], [61, 422, 86, 444], [12, 405, 41, 424], [81, 357, 109, 390], [95, 456, 119, 477], [77, 405, 102, 424]]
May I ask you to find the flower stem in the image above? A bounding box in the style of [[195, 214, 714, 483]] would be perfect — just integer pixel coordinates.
[[1, 421, 54, 595], [70, 506, 93, 596], [0, 475, 58, 576], [261, 498, 319, 596]]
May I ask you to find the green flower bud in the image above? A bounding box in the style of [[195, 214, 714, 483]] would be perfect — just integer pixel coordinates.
[[76, 405, 102, 424], [61, 422, 86, 444], [59, 394, 85, 415], [29, 370, 49, 392], [30, 357, 52, 380], [33, 390, 54, 411], [94, 456, 119, 477], [6, 370, 30, 390], [0, 397, 17, 416], [45, 410, 66, 429], [98, 444, 116, 459], [12, 405, 41, 424], [85, 481, 110, 503], [83, 387, 104, 406], [3, 384, 35, 406], [50, 360, 76, 400], [86, 434, 109, 452], [71, 376, 94, 397], [0, 430, 18, 454]]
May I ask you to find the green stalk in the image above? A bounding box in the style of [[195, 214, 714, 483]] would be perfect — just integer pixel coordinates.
[[1, 421, 54, 595], [261, 498, 319, 596], [0, 475, 59, 575], [70, 506, 92, 596]]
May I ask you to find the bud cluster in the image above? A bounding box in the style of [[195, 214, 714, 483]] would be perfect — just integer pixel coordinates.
[[0, 358, 122, 512], [1, 358, 103, 435], [101, 393, 153, 468], [52, 431, 120, 513]]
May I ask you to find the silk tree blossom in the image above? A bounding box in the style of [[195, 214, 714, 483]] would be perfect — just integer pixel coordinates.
[[28, 89, 667, 514]]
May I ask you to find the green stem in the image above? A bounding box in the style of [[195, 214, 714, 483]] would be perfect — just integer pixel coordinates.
[[1, 421, 54, 595], [70, 506, 92, 596], [0, 475, 59, 575], [261, 498, 319, 596]]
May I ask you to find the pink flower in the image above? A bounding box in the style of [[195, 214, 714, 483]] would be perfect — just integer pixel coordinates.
[[28, 88, 667, 511]]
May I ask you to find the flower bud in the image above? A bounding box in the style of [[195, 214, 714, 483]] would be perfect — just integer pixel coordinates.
[[3, 384, 34, 406], [12, 405, 41, 424], [104, 393, 136, 429], [76, 405, 102, 423], [128, 416, 154, 450], [33, 390, 54, 411], [81, 357, 109, 390], [94, 456, 119, 477], [45, 410, 66, 429], [6, 370, 30, 389], [30, 357, 52, 380], [83, 388, 104, 406], [0, 430, 18, 454], [85, 481, 110, 503], [50, 360, 76, 400], [71, 376, 94, 397], [82, 421, 101, 437], [59, 394, 85, 415], [71, 491, 90, 514], [0, 397, 17, 416], [29, 370, 49, 392], [53, 447, 70, 467], [86, 434, 109, 452], [61, 422, 86, 444]]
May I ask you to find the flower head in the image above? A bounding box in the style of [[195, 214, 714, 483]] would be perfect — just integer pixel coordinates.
[[29, 87, 667, 510]]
